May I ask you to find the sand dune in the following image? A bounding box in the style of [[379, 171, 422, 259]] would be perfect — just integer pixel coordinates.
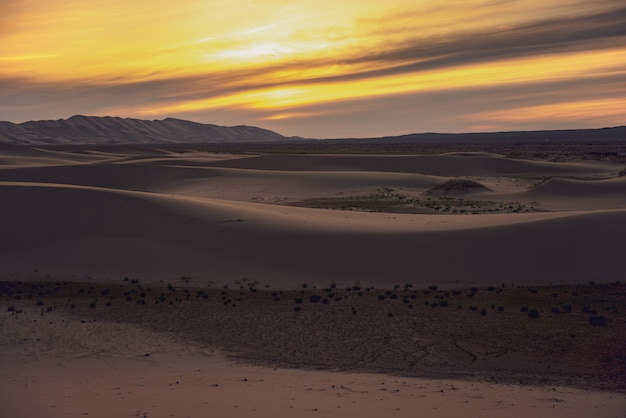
[[2, 149, 621, 206], [531, 176, 626, 197], [0, 163, 221, 190], [0, 162, 445, 204], [0, 142, 51, 157], [205, 153, 619, 177], [1, 149, 624, 287], [514, 176, 626, 211], [150, 168, 446, 203], [1, 181, 623, 287]]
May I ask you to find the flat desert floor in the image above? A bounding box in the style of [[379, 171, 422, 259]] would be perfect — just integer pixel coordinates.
[[1, 143, 625, 416]]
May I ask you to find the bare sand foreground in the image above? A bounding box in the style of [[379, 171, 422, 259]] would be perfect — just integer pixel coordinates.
[[1, 144, 625, 416], [2, 305, 625, 418]]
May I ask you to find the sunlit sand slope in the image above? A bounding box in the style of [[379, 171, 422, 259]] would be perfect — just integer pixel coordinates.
[[1, 182, 623, 287]]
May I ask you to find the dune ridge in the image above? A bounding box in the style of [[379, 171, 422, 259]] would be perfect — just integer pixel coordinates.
[[1, 181, 623, 287], [1, 147, 624, 287], [531, 176, 626, 197], [205, 153, 619, 177]]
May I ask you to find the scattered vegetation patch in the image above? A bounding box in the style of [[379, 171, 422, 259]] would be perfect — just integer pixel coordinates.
[[290, 186, 539, 215]]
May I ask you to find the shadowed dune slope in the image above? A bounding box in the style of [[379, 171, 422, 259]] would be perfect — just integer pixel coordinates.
[[520, 176, 626, 210], [1, 182, 623, 287], [0, 143, 51, 157], [0, 164, 220, 190], [205, 154, 617, 177], [0, 164, 444, 199], [0, 144, 91, 166], [530, 176, 626, 197]]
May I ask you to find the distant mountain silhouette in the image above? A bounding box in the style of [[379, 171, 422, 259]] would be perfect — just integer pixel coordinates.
[[328, 126, 626, 144], [0, 115, 287, 145], [1, 115, 624, 146]]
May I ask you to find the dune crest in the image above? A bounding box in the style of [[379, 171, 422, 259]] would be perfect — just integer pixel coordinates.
[[1, 179, 624, 287]]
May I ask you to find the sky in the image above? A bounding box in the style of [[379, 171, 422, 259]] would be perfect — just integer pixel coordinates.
[[1, 0, 625, 138]]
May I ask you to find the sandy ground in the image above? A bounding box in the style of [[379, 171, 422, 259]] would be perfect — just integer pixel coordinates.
[[1, 145, 625, 417], [2, 307, 625, 418]]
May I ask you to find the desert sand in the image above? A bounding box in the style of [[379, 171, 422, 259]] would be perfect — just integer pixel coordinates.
[[0, 148, 624, 287], [2, 305, 625, 418], [1, 143, 625, 416]]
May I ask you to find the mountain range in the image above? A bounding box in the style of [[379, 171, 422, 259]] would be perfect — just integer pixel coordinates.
[[0, 115, 287, 145], [0, 115, 624, 146]]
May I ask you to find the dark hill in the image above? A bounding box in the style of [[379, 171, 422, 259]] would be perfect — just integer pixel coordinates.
[[0, 115, 287, 145]]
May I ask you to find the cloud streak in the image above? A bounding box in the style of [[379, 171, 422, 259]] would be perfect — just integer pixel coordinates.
[[356, 7, 624, 61]]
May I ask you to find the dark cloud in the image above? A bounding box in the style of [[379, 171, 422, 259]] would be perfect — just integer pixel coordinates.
[[299, 6, 626, 85]]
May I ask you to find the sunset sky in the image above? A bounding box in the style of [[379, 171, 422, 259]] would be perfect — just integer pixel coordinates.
[[1, 0, 625, 138]]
